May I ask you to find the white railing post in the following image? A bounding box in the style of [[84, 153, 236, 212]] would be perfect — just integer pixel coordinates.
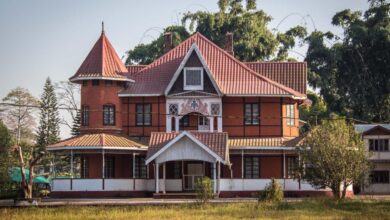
[[156, 162, 159, 193], [163, 162, 166, 194], [213, 162, 217, 193]]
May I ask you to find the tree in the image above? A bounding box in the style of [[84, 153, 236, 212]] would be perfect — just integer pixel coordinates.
[[55, 81, 80, 130], [71, 110, 81, 136], [298, 119, 371, 199], [36, 77, 60, 152], [305, 0, 390, 122], [0, 120, 13, 182], [299, 91, 328, 132], [126, 0, 307, 64], [1, 87, 38, 144]]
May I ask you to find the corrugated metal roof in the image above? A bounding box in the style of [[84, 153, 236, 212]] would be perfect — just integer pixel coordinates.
[[228, 137, 303, 148], [245, 62, 307, 94], [69, 33, 129, 82], [47, 133, 147, 149], [119, 32, 306, 98], [354, 124, 390, 133], [147, 131, 228, 161]]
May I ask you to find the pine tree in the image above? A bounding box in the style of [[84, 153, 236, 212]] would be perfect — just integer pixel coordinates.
[[36, 77, 60, 151], [71, 110, 81, 136]]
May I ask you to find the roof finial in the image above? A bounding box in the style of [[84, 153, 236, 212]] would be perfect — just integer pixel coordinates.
[[101, 21, 105, 34]]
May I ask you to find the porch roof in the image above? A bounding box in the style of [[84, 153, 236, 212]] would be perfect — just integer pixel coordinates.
[[228, 136, 304, 149], [47, 133, 148, 151], [146, 131, 228, 164]]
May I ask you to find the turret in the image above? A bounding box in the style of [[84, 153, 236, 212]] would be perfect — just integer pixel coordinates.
[[69, 23, 132, 134]]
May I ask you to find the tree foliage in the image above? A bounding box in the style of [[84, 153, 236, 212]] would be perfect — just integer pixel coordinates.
[[298, 119, 371, 199], [55, 81, 80, 130], [0, 120, 13, 182], [299, 91, 328, 132], [36, 77, 60, 151], [71, 110, 81, 136], [305, 0, 390, 122], [126, 0, 306, 64], [259, 178, 284, 203], [1, 87, 38, 144]]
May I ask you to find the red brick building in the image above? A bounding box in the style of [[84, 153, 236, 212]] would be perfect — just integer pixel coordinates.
[[48, 28, 343, 197]]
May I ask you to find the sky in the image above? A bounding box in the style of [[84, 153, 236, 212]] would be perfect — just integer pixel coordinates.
[[0, 0, 369, 138]]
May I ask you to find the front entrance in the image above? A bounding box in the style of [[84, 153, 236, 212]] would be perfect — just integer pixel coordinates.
[[183, 162, 204, 190]]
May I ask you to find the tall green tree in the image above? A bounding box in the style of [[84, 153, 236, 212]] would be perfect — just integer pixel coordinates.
[[36, 78, 60, 152], [299, 91, 328, 132], [126, 0, 306, 64], [298, 119, 371, 199], [71, 110, 81, 136], [305, 0, 390, 122], [0, 120, 13, 182]]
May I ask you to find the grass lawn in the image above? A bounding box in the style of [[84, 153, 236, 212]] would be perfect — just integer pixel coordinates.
[[1, 198, 390, 220]]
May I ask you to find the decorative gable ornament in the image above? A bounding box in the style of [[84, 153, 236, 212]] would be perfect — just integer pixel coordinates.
[[180, 99, 209, 116]]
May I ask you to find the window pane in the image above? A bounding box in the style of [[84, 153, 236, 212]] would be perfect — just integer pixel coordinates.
[[244, 104, 252, 125], [186, 69, 202, 86], [252, 157, 259, 178], [252, 104, 259, 125], [244, 157, 252, 178]]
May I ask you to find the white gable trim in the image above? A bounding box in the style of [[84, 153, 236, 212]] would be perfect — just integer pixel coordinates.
[[145, 131, 224, 164], [164, 43, 222, 96]]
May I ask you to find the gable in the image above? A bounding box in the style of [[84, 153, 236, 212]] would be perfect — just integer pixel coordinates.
[[363, 126, 390, 136], [168, 52, 218, 96]]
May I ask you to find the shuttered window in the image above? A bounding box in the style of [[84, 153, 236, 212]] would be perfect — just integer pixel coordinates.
[[184, 68, 203, 90], [244, 156, 260, 178], [244, 103, 259, 125]]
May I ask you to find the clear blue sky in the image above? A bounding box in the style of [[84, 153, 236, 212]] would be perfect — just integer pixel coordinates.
[[0, 0, 368, 137]]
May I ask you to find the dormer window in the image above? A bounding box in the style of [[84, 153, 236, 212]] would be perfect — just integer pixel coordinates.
[[184, 67, 203, 90]]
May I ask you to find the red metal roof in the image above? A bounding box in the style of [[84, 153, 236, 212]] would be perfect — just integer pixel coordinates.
[[147, 131, 228, 162], [69, 32, 129, 82], [245, 62, 307, 94], [119, 32, 306, 98], [47, 133, 147, 150]]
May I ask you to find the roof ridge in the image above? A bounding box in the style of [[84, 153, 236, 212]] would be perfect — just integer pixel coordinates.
[[194, 33, 305, 98]]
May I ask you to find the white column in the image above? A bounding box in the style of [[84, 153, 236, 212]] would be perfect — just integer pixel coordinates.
[[166, 116, 172, 132], [213, 162, 217, 194], [70, 150, 74, 178], [175, 117, 180, 132], [132, 153, 136, 190], [217, 115, 223, 132], [218, 161, 221, 194], [163, 162, 166, 194], [208, 117, 214, 132], [155, 163, 159, 193]]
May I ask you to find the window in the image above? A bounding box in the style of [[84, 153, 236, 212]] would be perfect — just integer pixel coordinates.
[[82, 105, 89, 126], [370, 171, 389, 184], [369, 139, 389, 151], [244, 156, 260, 178], [134, 156, 147, 178], [104, 156, 115, 178], [287, 157, 298, 178], [286, 104, 295, 126], [92, 80, 99, 86], [136, 104, 151, 126], [103, 105, 115, 126], [244, 103, 259, 125], [180, 115, 189, 127], [82, 80, 88, 86], [105, 80, 113, 86], [81, 156, 89, 178], [184, 67, 203, 90]]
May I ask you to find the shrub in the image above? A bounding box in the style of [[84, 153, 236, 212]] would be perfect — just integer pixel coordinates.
[[259, 178, 284, 203], [195, 177, 214, 204]]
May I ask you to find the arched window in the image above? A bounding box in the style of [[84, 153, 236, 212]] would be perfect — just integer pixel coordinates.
[[81, 105, 89, 126], [103, 104, 115, 126]]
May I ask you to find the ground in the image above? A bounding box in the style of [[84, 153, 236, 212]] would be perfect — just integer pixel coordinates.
[[1, 198, 390, 219]]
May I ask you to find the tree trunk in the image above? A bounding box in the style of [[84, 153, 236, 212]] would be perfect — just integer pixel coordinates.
[[341, 181, 348, 199], [331, 183, 341, 199]]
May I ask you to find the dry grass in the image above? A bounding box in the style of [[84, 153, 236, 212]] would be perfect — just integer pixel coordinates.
[[1, 198, 390, 220]]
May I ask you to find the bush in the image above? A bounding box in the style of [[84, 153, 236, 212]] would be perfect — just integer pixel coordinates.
[[259, 178, 284, 203], [195, 177, 214, 204]]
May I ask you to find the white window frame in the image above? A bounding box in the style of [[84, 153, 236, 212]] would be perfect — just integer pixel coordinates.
[[286, 104, 295, 126], [183, 67, 204, 90]]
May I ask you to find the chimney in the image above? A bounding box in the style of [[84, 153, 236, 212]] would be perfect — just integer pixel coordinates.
[[225, 32, 234, 56], [163, 32, 173, 53]]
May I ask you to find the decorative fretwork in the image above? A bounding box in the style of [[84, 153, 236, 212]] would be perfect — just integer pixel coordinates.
[[169, 104, 179, 115], [211, 103, 220, 116]]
